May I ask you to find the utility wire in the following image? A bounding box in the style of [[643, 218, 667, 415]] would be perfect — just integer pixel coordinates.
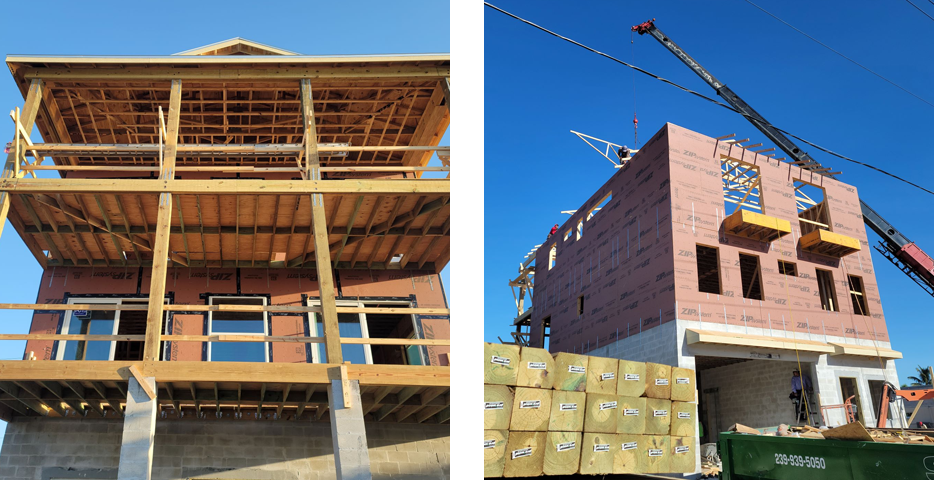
[[484, 2, 934, 197], [905, 0, 934, 22], [744, 0, 934, 110]]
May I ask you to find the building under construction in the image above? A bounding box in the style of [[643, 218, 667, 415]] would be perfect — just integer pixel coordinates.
[[513, 122, 906, 460], [0, 38, 450, 479]]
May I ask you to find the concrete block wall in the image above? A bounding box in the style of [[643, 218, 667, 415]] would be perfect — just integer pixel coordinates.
[[584, 319, 679, 366], [697, 359, 802, 441], [0, 419, 449, 480], [814, 356, 903, 428]]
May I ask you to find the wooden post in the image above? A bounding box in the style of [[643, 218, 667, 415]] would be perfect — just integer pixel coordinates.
[[142, 80, 181, 363], [442, 77, 451, 109], [301, 79, 342, 364], [0, 79, 42, 242]]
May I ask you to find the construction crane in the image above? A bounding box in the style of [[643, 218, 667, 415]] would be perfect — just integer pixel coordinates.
[[632, 19, 934, 298]]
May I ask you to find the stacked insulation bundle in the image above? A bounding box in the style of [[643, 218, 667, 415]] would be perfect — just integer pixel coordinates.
[[483, 343, 698, 477]]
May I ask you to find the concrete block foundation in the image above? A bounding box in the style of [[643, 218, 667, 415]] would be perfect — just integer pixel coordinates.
[[0, 418, 449, 480]]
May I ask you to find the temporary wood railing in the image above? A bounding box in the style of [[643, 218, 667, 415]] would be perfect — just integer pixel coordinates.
[[14, 143, 450, 174], [0, 303, 450, 348]]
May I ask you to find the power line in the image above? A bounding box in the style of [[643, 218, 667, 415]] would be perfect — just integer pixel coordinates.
[[744, 0, 934, 110], [484, 2, 934, 197], [905, 0, 934, 22]]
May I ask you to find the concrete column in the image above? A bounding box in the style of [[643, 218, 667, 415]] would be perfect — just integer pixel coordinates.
[[327, 379, 372, 480], [117, 376, 157, 480]]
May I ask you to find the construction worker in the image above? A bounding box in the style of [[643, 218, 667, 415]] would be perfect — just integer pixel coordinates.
[[790, 368, 812, 397], [617, 145, 631, 160], [790, 369, 812, 422], [548, 224, 558, 239]]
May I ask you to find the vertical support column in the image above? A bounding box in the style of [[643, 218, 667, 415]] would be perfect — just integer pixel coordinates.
[[300, 79, 342, 364], [117, 375, 157, 480], [0, 79, 42, 241], [143, 80, 182, 363], [327, 373, 372, 480]]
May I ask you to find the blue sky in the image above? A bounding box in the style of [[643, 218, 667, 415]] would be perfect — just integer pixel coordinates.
[[0, 0, 448, 437], [484, 1, 934, 386]]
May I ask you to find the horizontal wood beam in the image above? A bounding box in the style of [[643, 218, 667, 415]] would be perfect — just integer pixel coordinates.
[[26, 143, 448, 155], [22, 223, 448, 239], [24, 165, 448, 173], [23, 65, 450, 81], [0, 304, 448, 315], [10, 388, 447, 411], [0, 178, 449, 195], [0, 361, 449, 387], [41, 259, 441, 271], [0, 334, 448, 346]]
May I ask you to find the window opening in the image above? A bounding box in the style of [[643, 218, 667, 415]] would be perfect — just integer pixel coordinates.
[[816, 269, 839, 312], [696, 245, 721, 294], [59, 298, 167, 362], [208, 297, 267, 362], [839, 377, 863, 423], [390, 254, 404, 264], [577, 296, 584, 317], [576, 220, 584, 240], [563, 230, 572, 242], [868, 380, 892, 426], [365, 309, 423, 365], [794, 179, 831, 235], [722, 157, 762, 215], [778, 260, 797, 277], [549, 244, 557, 270], [739, 254, 763, 300], [848, 275, 869, 316], [309, 300, 418, 365], [587, 192, 612, 221]]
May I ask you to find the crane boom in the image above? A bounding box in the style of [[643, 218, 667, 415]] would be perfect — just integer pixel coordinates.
[[633, 19, 934, 298]]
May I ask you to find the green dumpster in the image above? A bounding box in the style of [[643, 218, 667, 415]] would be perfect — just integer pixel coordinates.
[[719, 431, 934, 480]]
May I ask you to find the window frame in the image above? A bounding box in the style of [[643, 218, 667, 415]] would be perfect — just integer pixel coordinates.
[[57, 297, 168, 361], [207, 296, 269, 363], [306, 299, 428, 366], [548, 243, 557, 270], [306, 299, 424, 365]]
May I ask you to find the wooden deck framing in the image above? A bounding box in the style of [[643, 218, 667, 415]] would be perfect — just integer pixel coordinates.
[[0, 51, 451, 423]]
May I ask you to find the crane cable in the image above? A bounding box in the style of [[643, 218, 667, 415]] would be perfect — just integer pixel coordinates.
[[743, 0, 934, 110], [631, 30, 639, 147], [484, 2, 934, 198], [774, 236, 813, 426]]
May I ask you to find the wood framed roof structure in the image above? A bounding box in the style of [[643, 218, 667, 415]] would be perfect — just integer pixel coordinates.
[[0, 39, 451, 429], [2, 41, 450, 272]]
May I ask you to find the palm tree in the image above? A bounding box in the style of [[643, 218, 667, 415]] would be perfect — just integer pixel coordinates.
[[907, 365, 932, 386]]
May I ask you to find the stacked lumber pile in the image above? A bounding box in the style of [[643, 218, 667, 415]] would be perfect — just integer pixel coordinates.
[[483, 343, 699, 477]]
